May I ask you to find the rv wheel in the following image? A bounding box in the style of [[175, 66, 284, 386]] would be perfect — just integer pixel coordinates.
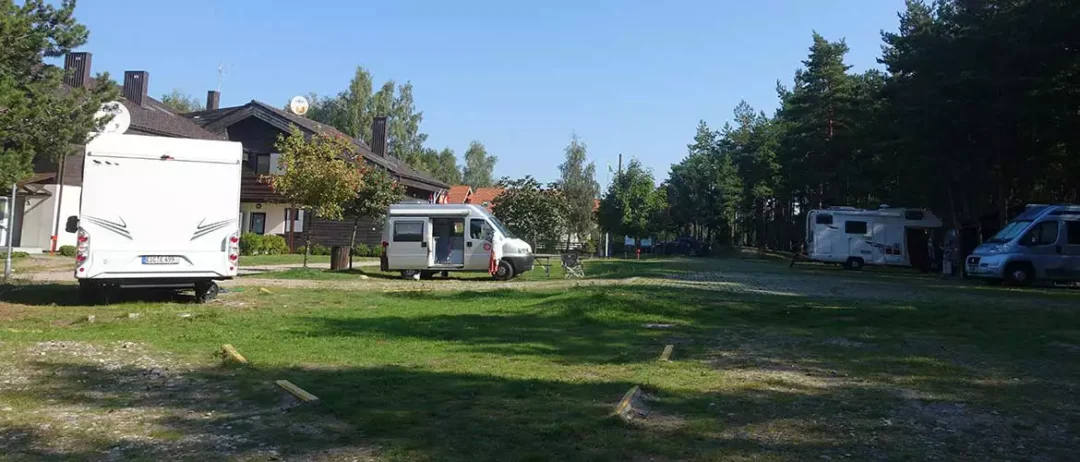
[[493, 260, 515, 281], [195, 282, 219, 303], [844, 257, 864, 270], [1004, 263, 1034, 287]]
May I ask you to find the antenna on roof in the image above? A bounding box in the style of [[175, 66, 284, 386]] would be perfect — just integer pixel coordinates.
[[289, 95, 309, 116], [216, 63, 228, 92]]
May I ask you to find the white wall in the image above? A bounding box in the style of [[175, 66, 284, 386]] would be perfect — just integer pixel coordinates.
[[17, 184, 81, 250], [240, 202, 303, 235]]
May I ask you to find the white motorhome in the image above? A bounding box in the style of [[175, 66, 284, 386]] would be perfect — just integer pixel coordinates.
[[67, 133, 242, 302], [805, 206, 942, 269], [381, 203, 534, 280]]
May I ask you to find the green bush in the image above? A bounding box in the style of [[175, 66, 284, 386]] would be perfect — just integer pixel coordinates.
[[239, 232, 262, 256], [582, 238, 596, 255], [0, 251, 30, 259], [295, 244, 331, 256], [240, 233, 289, 256], [260, 235, 289, 255], [353, 243, 370, 257], [59, 245, 77, 257]]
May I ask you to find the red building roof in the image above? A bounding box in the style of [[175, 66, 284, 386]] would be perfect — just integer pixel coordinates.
[[447, 185, 472, 204]]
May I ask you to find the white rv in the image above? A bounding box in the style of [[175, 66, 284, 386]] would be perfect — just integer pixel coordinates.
[[381, 203, 534, 280], [805, 207, 942, 269], [66, 133, 242, 302]]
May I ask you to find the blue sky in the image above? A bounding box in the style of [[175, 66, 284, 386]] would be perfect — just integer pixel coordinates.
[[77, 0, 906, 186]]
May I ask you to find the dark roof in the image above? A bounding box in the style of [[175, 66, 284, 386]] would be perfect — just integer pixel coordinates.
[[185, 100, 449, 191], [119, 90, 223, 140]]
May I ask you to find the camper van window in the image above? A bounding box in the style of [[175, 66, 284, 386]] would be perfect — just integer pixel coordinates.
[[1022, 221, 1058, 246], [1067, 221, 1080, 245], [469, 219, 485, 239], [815, 214, 833, 225], [488, 215, 516, 239], [904, 210, 925, 220], [393, 221, 424, 242], [988, 221, 1031, 243], [844, 221, 868, 235]]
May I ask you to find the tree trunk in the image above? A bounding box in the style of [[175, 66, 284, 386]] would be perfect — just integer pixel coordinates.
[[303, 214, 314, 268], [349, 216, 360, 270]]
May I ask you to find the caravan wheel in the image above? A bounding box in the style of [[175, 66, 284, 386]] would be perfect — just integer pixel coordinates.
[[844, 257, 865, 270]]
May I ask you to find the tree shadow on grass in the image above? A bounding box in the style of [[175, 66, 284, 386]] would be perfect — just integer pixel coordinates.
[[7, 358, 1052, 462]]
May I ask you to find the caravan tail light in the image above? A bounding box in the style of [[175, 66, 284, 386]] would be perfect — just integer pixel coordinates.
[[227, 231, 240, 270], [75, 229, 90, 268]]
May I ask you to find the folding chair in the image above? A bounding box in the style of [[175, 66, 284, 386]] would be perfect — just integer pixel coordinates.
[[561, 253, 585, 279]]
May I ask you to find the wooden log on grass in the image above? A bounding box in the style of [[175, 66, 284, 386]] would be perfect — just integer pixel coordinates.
[[659, 344, 674, 361], [221, 344, 248, 365], [613, 385, 641, 418], [275, 380, 320, 403]]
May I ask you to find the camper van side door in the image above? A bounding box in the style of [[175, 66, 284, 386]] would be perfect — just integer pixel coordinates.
[[389, 219, 429, 270], [1019, 220, 1065, 280], [1061, 220, 1080, 279], [465, 218, 492, 270]]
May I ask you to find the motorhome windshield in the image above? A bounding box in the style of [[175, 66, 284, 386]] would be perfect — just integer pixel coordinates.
[[987, 221, 1031, 243], [488, 215, 516, 239]]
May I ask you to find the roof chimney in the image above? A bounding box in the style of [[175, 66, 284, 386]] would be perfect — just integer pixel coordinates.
[[63, 52, 92, 88], [371, 116, 388, 157], [122, 71, 149, 107], [206, 90, 220, 111]]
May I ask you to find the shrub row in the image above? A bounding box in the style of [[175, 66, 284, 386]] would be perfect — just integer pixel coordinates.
[[239, 233, 289, 256]]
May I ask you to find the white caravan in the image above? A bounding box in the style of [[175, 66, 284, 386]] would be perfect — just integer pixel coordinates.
[[805, 206, 942, 270], [381, 203, 534, 280], [67, 133, 242, 302]]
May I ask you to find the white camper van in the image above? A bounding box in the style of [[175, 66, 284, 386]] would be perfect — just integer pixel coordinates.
[[66, 133, 243, 302], [381, 203, 534, 280], [805, 206, 942, 270]]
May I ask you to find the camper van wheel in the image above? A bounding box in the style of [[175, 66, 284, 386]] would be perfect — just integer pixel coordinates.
[[1004, 263, 1034, 287], [493, 260, 515, 281], [195, 282, 219, 303], [844, 257, 864, 270]]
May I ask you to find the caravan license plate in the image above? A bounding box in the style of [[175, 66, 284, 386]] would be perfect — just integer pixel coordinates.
[[142, 256, 178, 265]]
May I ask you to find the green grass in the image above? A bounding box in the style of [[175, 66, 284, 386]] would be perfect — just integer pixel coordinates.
[[2, 259, 1079, 460]]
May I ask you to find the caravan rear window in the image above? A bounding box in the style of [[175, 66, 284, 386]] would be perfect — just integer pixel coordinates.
[[815, 214, 833, 225], [845, 221, 868, 234], [393, 221, 424, 242], [904, 210, 925, 220]]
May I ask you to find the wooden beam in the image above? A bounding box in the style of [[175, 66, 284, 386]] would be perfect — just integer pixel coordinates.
[[221, 344, 248, 365], [613, 385, 641, 418], [659, 344, 674, 362], [276, 380, 319, 403]]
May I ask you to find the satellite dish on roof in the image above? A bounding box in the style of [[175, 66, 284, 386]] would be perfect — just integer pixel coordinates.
[[289, 96, 309, 115], [94, 101, 130, 134]]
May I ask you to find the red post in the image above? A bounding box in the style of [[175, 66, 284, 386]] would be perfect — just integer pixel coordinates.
[[635, 247, 641, 260]]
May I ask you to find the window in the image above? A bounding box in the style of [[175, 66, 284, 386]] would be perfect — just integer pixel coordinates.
[[815, 214, 833, 225], [393, 221, 424, 242], [249, 212, 266, 235], [1065, 221, 1080, 245], [253, 154, 270, 174], [1021, 221, 1058, 246], [904, 210, 925, 220], [469, 219, 485, 239], [845, 220, 868, 235]]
